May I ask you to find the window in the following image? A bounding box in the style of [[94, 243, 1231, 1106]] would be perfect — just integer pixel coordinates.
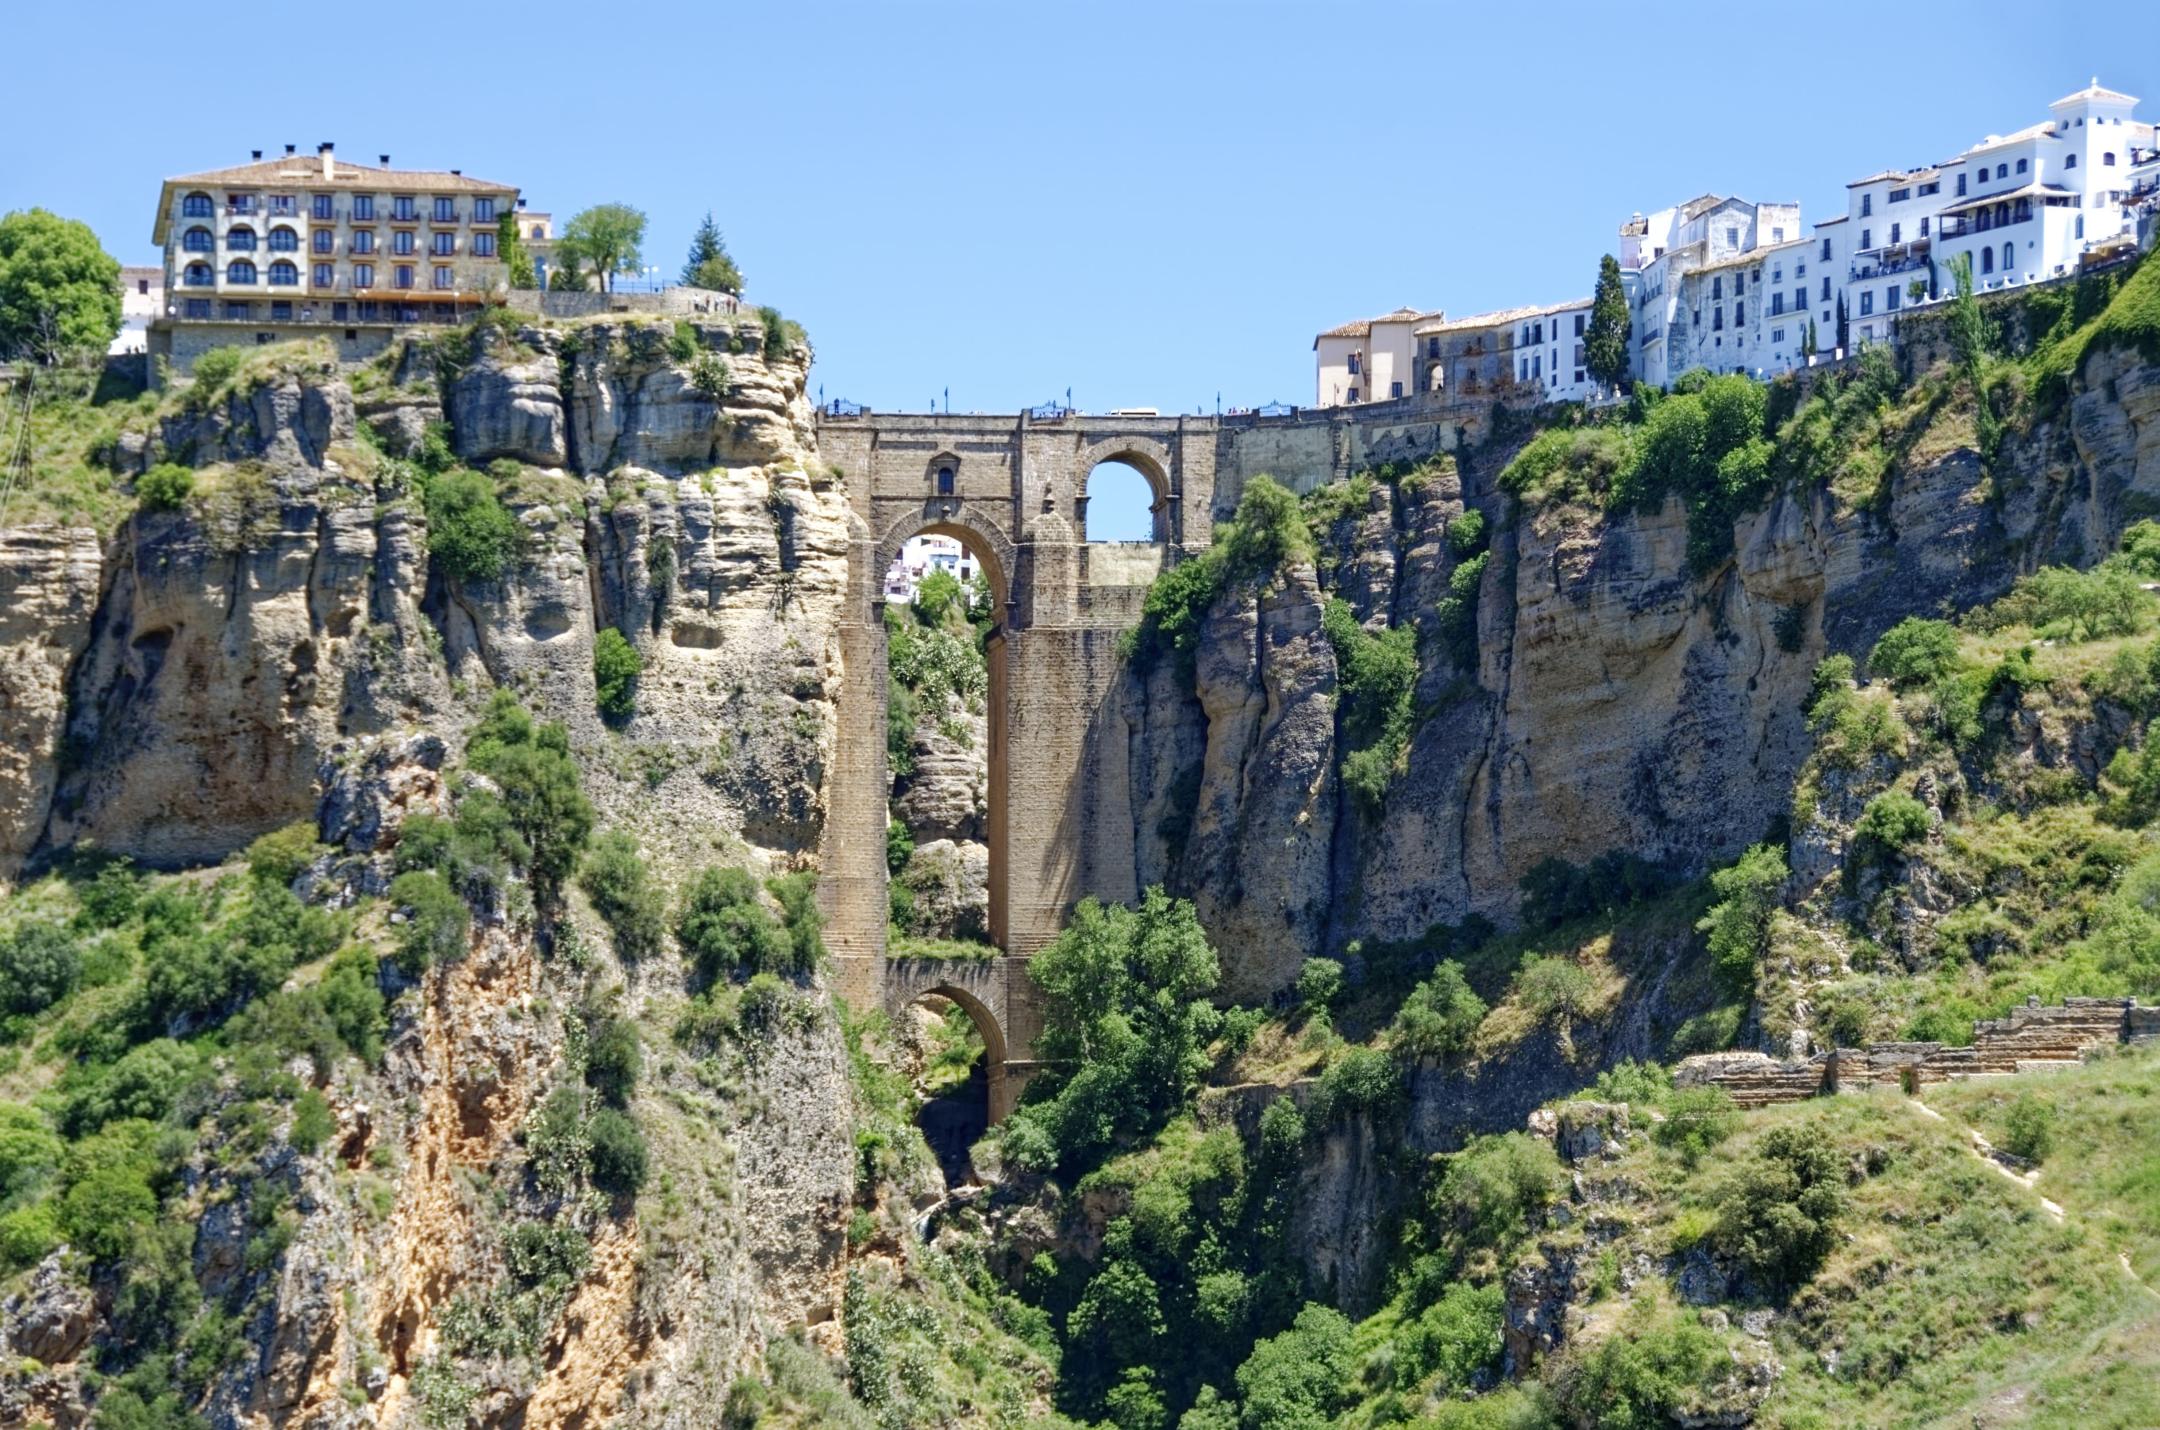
[[312, 263, 334, 287], [1771, 226, 1785, 242], [2105, 151, 2118, 166], [185, 298, 211, 318], [312, 229, 333, 255], [1771, 292, 1785, 315], [227, 193, 255, 213], [137, 279, 148, 295], [2077, 214, 2086, 239], [530, 224, 544, 240], [936, 466, 955, 495], [353, 263, 374, 289], [1734, 272, 1745, 294], [393, 196, 415, 221], [1426, 337, 1439, 358], [1957, 172, 1968, 195], [183, 226, 214, 252], [2017, 158, 2029, 174], [1860, 289, 1874, 315], [1712, 276, 1722, 298], [394, 265, 414, 289], [351, 230, 375, 254], [472, 232, 495, 257], [2015, 198, 2031, 222], [1533, 321, 1544, 344], [1734, 301, 1744, 325], [352, 195, 375, 221], [393, 230, 415, 255], [1772, 327, 1786, 344], [1920, 217, 1930, 238], [1821, 236, 1833, 260], [1390, 381, 1403, 398], [268, 227, 298, 252], [433, 197, 456, 222], [227, 226, 257, 251], [1346, 387, 1358, 403], [1860, 228, 1871, 250], [1919, 181, 1940, 196], [269, 194, 294, 216], [268, 261, 298, 286], [1795, 288, 1805, 311], [433, 266, 453, 289], [1821, 276, 1831, 301], [1725, 226, 1739, 245], [474, 197, 495, 222], [312, 194, 334, 220], [1981, 248, 1994, 274], [1886, 285, 1899, 310], [271, 300, 292, 319], [430, 232, 456, 256], [1890, 223, 1901, 244], [227, 259, 258, 284], [1862, 194, 1873, 216], [333, 303, 348, 321], [1347, 353, 1360, 375], [182, 191, 213, 217], [2002, 241, 2015, 272], [1573, 313, 1585, 335], [183, 263, 212, 287], [1889, 187, 1910, 203], [357, 301, 378, 320], [223, 301, 249, 319], [1713, 307, 1724, 331]]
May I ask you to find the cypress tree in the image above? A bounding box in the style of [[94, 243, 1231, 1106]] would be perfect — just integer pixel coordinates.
[[1834, 291, 1849, 356], [1584, 254, 1632, 393]]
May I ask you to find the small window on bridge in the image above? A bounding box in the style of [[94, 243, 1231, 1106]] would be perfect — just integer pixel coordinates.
[[936, 466, 955, 496]]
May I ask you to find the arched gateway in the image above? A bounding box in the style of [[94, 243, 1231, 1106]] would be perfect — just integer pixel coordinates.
[[816, 408, 1219, 1118]]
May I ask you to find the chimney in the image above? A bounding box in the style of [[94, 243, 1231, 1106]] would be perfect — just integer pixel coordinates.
[[517, 199, 528, 210], [450, 169, 461, 176], [251, 149, 263, 160], [284, 143, 295, 155], [319, 141, 335, 180], [379, 154, 391, 166]]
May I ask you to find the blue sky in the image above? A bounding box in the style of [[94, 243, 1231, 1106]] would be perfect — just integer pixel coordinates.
[[6, 1, 2156, 537]]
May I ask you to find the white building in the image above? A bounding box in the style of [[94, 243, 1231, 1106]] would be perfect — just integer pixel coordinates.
[[1311, 80, 2160, 402], [883, 535, 979, 604], [112, 266, 163, 355]]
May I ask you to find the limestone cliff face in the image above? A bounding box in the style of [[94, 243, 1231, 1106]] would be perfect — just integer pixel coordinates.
[[1127, 355, 2160, 993], [0, 527, 101, 884]]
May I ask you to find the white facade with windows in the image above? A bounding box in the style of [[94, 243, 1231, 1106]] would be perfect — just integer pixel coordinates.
[[1311, 81, 2160, 404]]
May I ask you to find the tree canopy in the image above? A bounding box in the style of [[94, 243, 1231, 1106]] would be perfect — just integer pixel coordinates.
[[0, 209, 121, 363], [1586, 252, 1633, 392], [680, 212, 743, 294], [559, 204, 647, 292]]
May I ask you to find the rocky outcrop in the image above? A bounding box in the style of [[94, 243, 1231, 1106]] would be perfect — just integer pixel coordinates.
[[0, 526, 101, 885], [898, 837, 990, 941], [894, 697, 987, 844], [447, 326, 568, 467]]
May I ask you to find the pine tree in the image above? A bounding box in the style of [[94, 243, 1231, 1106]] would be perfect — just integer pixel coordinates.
[[1584, 253, 1632, 394], [680, 212, 743, 294]]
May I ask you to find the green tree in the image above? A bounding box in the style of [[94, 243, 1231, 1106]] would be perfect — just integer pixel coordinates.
[[0, 208, 121, 363], [1834, 290, 1850, 355], [498, 212, 536, 290], [1697, 842, 1787, 988], [1945, 252, 2000, 456], [592, 627, 642, 718], [675, 865, 799, 980], [1711, 1122, 1845, 1292], [0, 922, 80, 1015], [463, 693, 594, 902], [559, 204, 647, 293], [680, 211, 744, 294], [1585, 253, 1633, 393], [1391, 961, 1486, 1060], [423, 469, 520, 582], [999, 889, 1221, 1171], [1233, 1303, 1355, 1430]]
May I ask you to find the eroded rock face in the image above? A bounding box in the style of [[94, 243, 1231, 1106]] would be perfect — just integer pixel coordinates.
[[0, 526, 102, 885], [895, 696, 987, 844], [563, 323, 814, 477], [447, 326, 567, 466], [899, 837, 990, 940]]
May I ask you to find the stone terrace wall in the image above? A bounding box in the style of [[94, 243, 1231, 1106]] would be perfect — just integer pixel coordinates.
[[1676, 997, 2159, 1107]]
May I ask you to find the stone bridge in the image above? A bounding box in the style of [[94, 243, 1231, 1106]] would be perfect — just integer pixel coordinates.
[[814, 396, 1500, 1115]]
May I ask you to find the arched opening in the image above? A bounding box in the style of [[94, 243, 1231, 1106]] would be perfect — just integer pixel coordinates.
[[901, 990, 994, 1185], [882, 522, 1008, 957], [1081, 456, 1166, 542]]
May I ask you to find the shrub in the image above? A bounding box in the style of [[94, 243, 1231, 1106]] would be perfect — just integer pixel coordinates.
[[1560, 1304, 1727, 1430], [1447, 506, 1488, 558], [592, 627, 642, 718], [1514, 955, 1595, 1021], [584, 1016, 641, 1106], [1653, 1086, 1740, 1166], [1711, 1122, 1845, 1293], [76, 860, 141, 929], [190, 344, 243, 392], [464, 693, 594, 901], [585, 1107, 649, 1195], [1698, 842, 1787, 989], [885, 819, 914, 876], [579, 831, 666, 962], [2002, 1093, 2055, 1162], [423, 468, 520, 582], [676, 866, 797, 981], [245, 819, 321, 886], [1427, 1132, 1561, 1269], [0, 1104, 61, 1202], [0, 922, 80, 1015], [669, 319, 699, 362], [387, 869, 470, 973], [289, 1090, 335, 1154], [689, 352, 731, 400], [1309, 1045, 1400, 1124], [1322, 598, 1419, 809], [1391, 961, 1486, 1060], [136, 462, 194, 512], [1868, 616, 1961, 687], [766, 871, 826, 970], [1233, 1303, 1355, 1430], [1855, 790, 1931, 852], [1295, 957, 1344, 1019], [1395, 1281, 1505, 1391]]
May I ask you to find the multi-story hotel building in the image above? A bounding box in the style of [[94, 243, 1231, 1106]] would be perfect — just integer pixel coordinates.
[[148, 143, 518, 372]]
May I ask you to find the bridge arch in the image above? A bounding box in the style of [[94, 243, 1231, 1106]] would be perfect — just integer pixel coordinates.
[[1075, 437, 1176, 544], [873, 504, 1019, 615]]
